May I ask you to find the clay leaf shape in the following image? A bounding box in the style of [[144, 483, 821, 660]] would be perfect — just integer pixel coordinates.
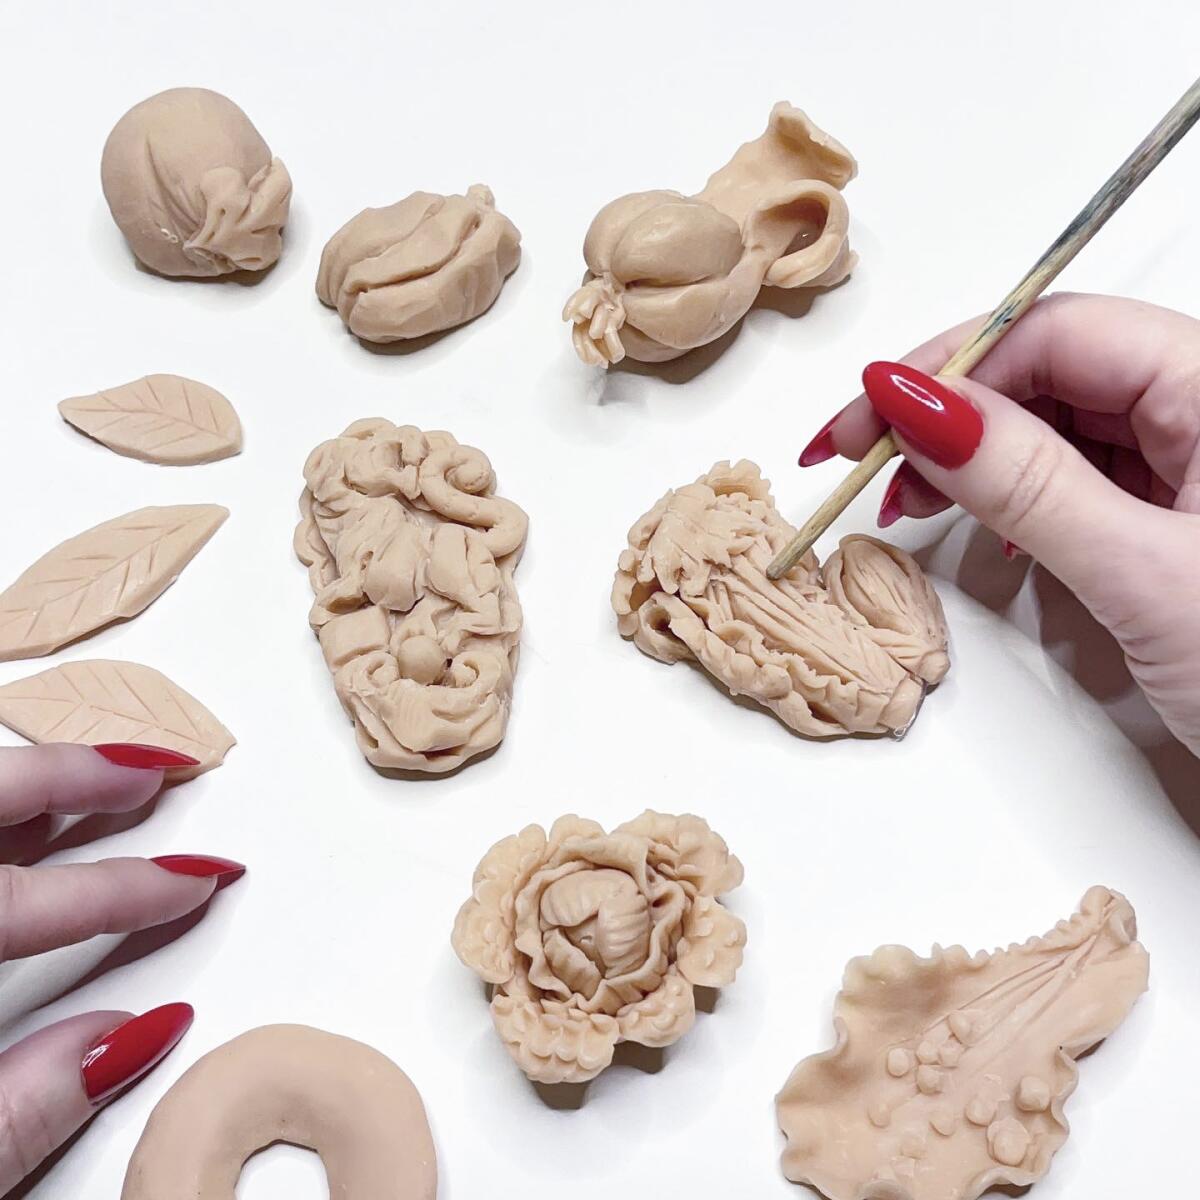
[[58, 374, 243, 465], [0, 505, 227, 661], [776, 887, 1148, 1200], [0, 659, 234, 778]]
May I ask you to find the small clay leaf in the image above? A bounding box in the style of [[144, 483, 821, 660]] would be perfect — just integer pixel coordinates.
[[0, 659, 234, 778], [59, 374, 243, 465], [0, 505, 228, 661]]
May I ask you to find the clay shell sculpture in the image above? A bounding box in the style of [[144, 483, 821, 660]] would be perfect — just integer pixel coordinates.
[[101, 87, 292, 278], [295, 418, 527, 773], [612, 461, 949, 737], [316, 185, 521, 343], [776, 887, 1148, 1200], [452, 810, 746, 1085], [564, 102, 856, 365], [121, 1024, 436, 1199]]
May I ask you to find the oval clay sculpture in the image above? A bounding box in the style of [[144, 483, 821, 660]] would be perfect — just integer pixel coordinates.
[[316, 185, 521, 343], [101, 87, 292, 278], [563, 102, 856, 365], [121, 1024, 437, 1199], [776, 887, 1149, 1200], [612, 462, 949, 737], [295, 418, 527, 773], [452, 810, 746, 1085]]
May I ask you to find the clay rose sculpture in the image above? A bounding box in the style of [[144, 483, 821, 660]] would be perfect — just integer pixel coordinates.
[[294, 418, 527, 773], [612, 461, 950, 737], [101, 87, 292, 277], [563, 102, 856, 365], [452, 811, 746, 1084], [316, 185, 521, 343], [776, 887, 1149, 1200]]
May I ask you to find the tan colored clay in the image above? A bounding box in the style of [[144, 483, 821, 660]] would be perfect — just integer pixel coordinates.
[[612, 462, 949, 737], [776, 887, 1148, 1200], [452, 811, 745, 1085], [101, 87, 292, 277], [317, 185, 521, 343], [59, 374, 242, 465], [564, 102, 856, 365], [294, 419, 527, 773], [121, 1025, 436, 1199]]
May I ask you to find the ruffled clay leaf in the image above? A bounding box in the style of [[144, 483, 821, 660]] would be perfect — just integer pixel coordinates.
[[59, 374, 243, 466], [0, 504, 227, 661], [0, 659, 234, 779], [676, 896, 747, 987], [491, 995, 619, 1085], [776, 887, 1148, 1200], [617, 971, 696, 1049]]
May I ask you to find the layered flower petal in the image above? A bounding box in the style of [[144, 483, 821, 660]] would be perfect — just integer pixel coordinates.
[[677, 895, 747, 987], [617, 972, 696, 1049], [491, 995, 620, 1085]]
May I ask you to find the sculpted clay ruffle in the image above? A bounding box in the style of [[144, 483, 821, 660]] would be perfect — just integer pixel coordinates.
[[317, 185, 521, 343], [101, 87, 292, 278], [452, 810, 746, 1085], [612, 461, 950, 737], [295, 418, 527, 773], [564, 101, 856, 365]]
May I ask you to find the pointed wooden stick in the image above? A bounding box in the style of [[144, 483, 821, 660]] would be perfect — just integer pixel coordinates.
[[767, 74, 1200, 581]]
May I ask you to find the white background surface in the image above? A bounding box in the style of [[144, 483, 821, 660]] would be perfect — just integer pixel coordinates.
[[1, 2, 1198, 1197]]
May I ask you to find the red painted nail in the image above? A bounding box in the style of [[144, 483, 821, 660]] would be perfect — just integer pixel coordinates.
[[798, 415, 839, 467], [878, 469, 904, 528], [81, 1002, 194, 1103], [1002, 540, 1024, 560], [92, 744, 200, 770], [151, 855, 245, 882], [862, 361, 983, 468]]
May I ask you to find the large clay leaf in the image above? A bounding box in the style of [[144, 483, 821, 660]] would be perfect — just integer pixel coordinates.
[[0, 505, 227, 661], [58, 374, 243, 465], [0, 659, 234, 778]]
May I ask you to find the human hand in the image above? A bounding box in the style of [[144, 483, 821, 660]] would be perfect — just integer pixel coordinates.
[[797, 293, 1200, 756], [0, 743, 243, 1192]]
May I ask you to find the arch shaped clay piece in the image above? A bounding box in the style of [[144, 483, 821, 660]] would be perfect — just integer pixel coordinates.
[[294, 418, 527, 773], [317, 185, 521, 343], [101, 87, 292, 278], [612, 461, 949, 737], [120, 1024, 437, 1199], [563, 102, 856, 365]]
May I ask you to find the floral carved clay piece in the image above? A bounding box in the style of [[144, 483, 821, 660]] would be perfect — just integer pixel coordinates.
[[101, 88, 292, 278], [776, 887, 1149, 1200], [563, 102, 856, 365], [294, 419, 527, 773], [612, 461, 949, 737], [316, 185, 521, 343], [452, 811, 746, 1084]]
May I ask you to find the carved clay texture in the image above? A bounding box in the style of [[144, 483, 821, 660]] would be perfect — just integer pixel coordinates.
[[0, 659, 234, 779], [59, 374, 243, 465], [452, 811, 745, 1084], [564, 102, 856, 365], [0, 505, 228, 661], [776, 887, 1148, 1200], [294, 419, 527, 773], [612, 461, 949, 737]]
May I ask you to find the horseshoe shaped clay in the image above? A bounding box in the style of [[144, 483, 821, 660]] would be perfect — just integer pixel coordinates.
[[120, 1025, 437, 1199]]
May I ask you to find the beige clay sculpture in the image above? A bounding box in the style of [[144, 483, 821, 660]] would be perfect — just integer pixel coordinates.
[[776, 887, 1148, 1200], [564, 102, 856, 365], [295, 419, 527, 773], [612, 462, 949, 737], [121, 1025, 436, 1199], [0, 505, 227, 662], [59, 374, 242, 465], [101, 87, 292, 277], [317, 185, 521, 343], [452, 810, 746, 1085]]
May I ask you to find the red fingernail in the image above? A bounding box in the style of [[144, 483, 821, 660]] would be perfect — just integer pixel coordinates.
[[151, 854, 245, 882], [798, 415, 839, 467], [862, 361, 983, 468], [1002, 540, 1024, 560], [81, 1002, 194, 1103], [92, 744, 200, 770], [878, 470, 904, 528]]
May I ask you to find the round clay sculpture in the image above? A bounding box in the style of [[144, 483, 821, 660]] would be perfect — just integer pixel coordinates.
[[120, 1024, 437, 1199], [101, 87, 292, 277]]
